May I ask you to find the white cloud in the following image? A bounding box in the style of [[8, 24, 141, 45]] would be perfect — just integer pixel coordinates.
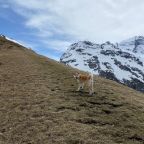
[[42, 40, 71, 52], [6, 0, 144, 46]]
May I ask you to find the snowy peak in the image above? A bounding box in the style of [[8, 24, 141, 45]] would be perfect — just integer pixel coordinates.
[[69, 41, 100, 51], [119, 36, 144, 54], [60, 38, 144, 92], [0, 34, 24, 47], [0, 34, 6, 38]]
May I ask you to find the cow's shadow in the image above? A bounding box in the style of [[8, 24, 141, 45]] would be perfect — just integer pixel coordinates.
[[70, 90, 96, 96]]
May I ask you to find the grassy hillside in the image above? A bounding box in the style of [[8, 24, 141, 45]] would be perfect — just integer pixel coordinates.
[[0, 37, 144, 144]]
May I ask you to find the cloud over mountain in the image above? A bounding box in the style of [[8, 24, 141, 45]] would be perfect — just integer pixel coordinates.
[[3, 0, 144, 48]]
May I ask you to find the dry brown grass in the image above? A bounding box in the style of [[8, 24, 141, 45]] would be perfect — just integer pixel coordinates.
[[0, 37, 144, 144]]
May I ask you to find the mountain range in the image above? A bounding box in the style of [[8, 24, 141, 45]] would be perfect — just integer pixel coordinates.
[[60, 36, 144, 92]]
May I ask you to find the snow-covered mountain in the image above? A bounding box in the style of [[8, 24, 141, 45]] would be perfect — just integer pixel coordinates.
[[60, 36, 144, 92], [0, 34, 25, 47], [119, 36, 144, 55]]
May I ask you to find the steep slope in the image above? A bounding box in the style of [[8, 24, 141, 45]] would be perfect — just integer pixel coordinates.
[[60, 39, 144, 92], [0, 36, 144, 144]]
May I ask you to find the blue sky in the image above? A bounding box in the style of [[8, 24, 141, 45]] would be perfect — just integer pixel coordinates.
[[1, 0, 144, 60], [0, 0, 72, 60]]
